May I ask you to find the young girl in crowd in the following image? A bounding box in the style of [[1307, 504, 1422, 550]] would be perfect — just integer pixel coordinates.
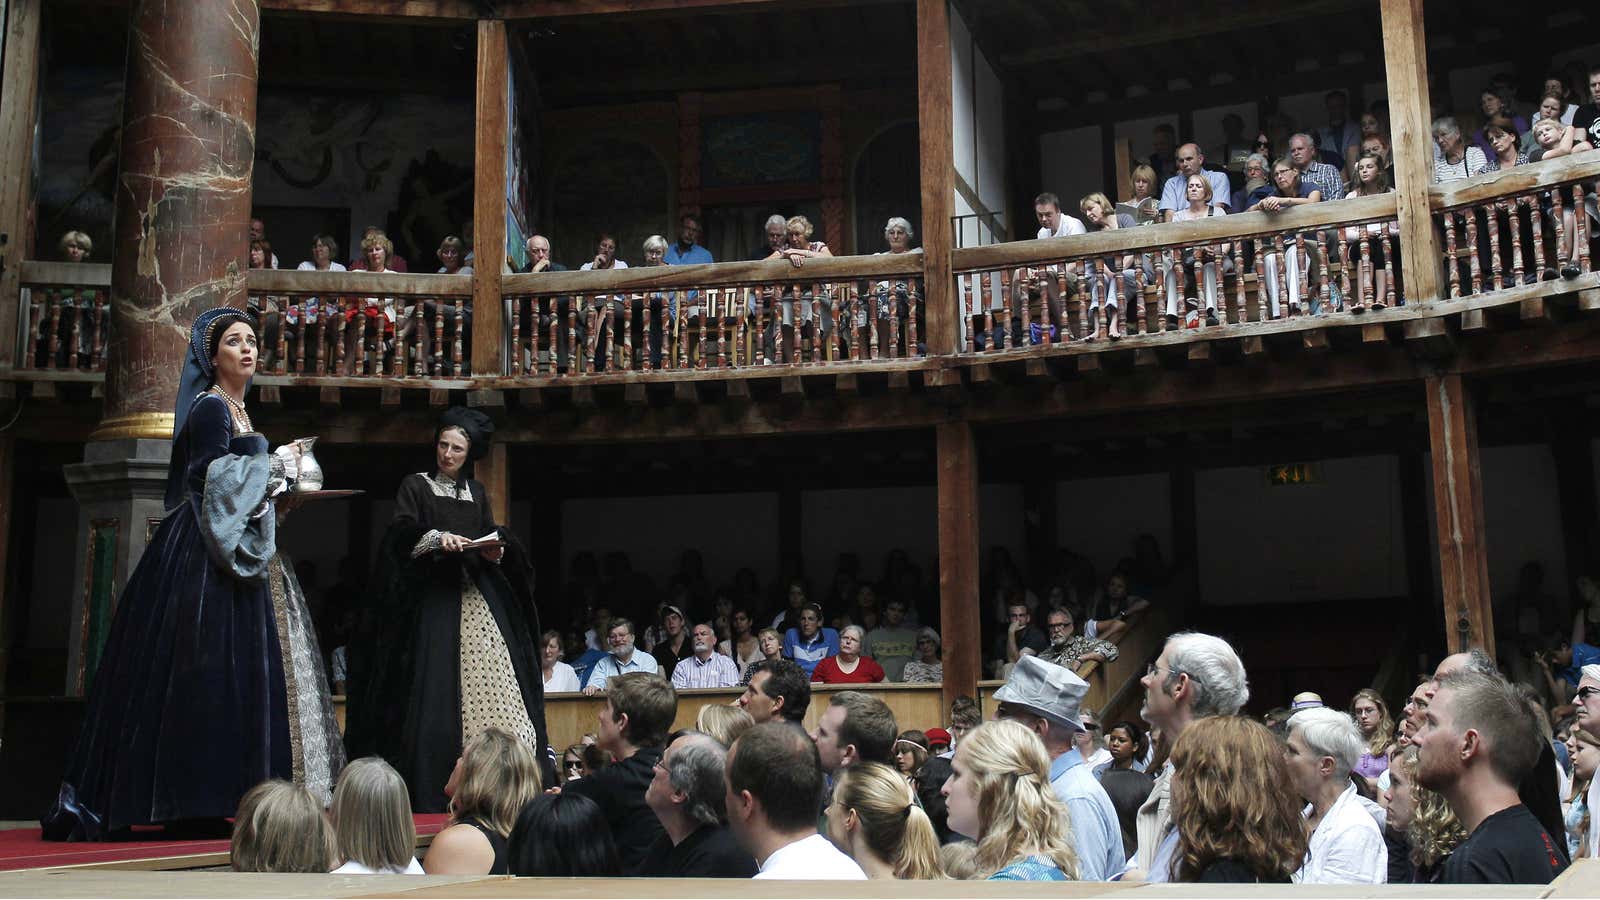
[[330, 757, 423, 874], [230, 780, 336, 874], [1343, 157, 1400, 308], [1349, 688, 1395, 788]]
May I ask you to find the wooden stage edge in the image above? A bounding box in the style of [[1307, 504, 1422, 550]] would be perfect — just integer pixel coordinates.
[[0, 865, 1596, 897]]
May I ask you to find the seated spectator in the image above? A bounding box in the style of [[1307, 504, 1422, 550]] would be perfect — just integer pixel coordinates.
[[1343, 154, 1401, 307], [436, 235, 472, 275], [1248, 159, 1323, 318], [722, 607, 764, 674], [1320, 90, 1364, 172], [813, 691, 897, 775], [666, 213, 713, 265], [1159, 144, 1233, 220], [1413, 670, 1568, 884], [342, 229, 403, 374], [812, 625, 885, 684], [993, 655, 1123, 879], [942, 719, 1078, 880], [827, 762, 943, 879], [1122, 164, 1161, 224], [772, 578, 809, 633], [508, 793, 621, 876], [1079, 192, 1138, 340], [249, 217, 279, 268], [1526, 116, 1594, 162], [996, 601, 1049, 673], [1477, 119, 1528, 174], [1474, 88, 1530, 160], [1360, 133, 1394, 185], [525, 233, 566, 273], [784, 603, 840, 679], [229, 779, 335, 873], [349, 224, 407, 271], [1433, 117, 1489, 184], [541, 629, 580, 694], [1038, 606, 1118, 673], [752, 213, 788, 260], [902, 627, 943, 684], [1098, 768, 1155, 860], [584, 617, 660, 695], [1095, 721, 1148, 777], [639, 732, 756, 877], [865, 599, 919, 681], [424, 727, 541, 875], [696, 704, 755, 748], [330, 757, 423, 874], [298, 234, 343, 273], [59, 229, 91, 263], [1289, 132, 1346, 199], [563, 672, 677, 871], [1239, 152, 1271, 212], [673, 621, 741, 689], [895, 730, 930, 785], [740, 627, 784, 685], [1167, 716, 1307, 882], [1161, 174, 1230, 330], [1285, 707, 1386, 883], [738, 658, 811, 725], [1351, 688, 1396, 789], [1527, 93, 1569, 153], [727, 722, 868, 879], [581, 233, 628, 272]]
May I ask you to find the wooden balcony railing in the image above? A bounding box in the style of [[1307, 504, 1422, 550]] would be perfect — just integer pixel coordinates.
[[948, 193, 1404, 352], [1429, 152, 1599, 299], [14, 261, 112, 372], [500, 254, 926, 377]]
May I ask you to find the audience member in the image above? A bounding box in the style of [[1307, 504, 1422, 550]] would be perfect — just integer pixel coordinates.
[[1162, 174, 1230, 329], [1477, 119, 1529, 174], [436, 235, 472, 275], [508, 793, 621, 877], [1575, 65, 1600, 146], [752, 214, 788, 260], [1319, 90, 1364, 171], [1149, 124, 1177, 183], [784, 603, 840, 679], [1159, 144, 1233, 219], [1167, 716, 1306, 883], [998, 601, 1049, 670], [1474, 88, 1530, 159], [738, 658, 811, 725], [865, 599, 919, 681], [229, 779, 335, 873], [727, 722, 867, 879], [1075, 709, 1114, 770], [902, 628, 943, 683], [249, 217, 280, 268], [1432, 117, 1489, 183], [1248, 159, 1323, 318], [584, 617, 660, 695], [563, 672, 677, 871], [330, 757, 423, 875], [812, 625, 885, 684], [1285, 707, 1386, 883], [1395, 744, 1467, 882], [1096, 721, 1148, 777], [1079, 192, 1138, 340], [1039, 607, 1119, 672], [541, 629, 581, 694], [425, 728, 541, 875], [740, 627, 785, 685], [827, 762, 944, 879], [666, 213, 713, 265], [1289, 132, 1347, 199], [673, 621, 741, 689], [1414, 670, 1568, 884], [939, 841, 980, 879], [524, 234, 566, 273], [1351, 688, 1396, 787], [813, 690, 897, 773], [1132, 631, 1250, 881], [1564, 728, 1599, 862], [942, 719, 1078, 880], [696, 704, 755, 748], [894, 730, 930, 784], [651, 605, 694, 676], [992, 655, 1123, 880], [722, 608, 764, 674], [639, 732, 757, 877], [350, 224, 408, 271]]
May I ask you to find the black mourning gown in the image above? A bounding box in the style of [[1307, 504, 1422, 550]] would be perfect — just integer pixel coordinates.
[[345, 473, 552, 811]]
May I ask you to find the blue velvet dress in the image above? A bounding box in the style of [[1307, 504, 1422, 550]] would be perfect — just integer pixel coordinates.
[[42, 393, 342, 840]]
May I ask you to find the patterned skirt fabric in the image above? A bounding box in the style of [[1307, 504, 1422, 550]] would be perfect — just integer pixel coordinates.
[[269, 552, 346, 803], [458, 572, 536, 748]]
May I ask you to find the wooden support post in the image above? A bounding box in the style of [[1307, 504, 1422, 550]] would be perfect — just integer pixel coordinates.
[[1380, 0, 1443, 305], [0, 435, 13, 694], [471, 19, 508, 378], [478, 441, 509, 528], [1399, 449, 1442, 658], [1424, 374, 1493, 656], [0, 0, 41, 370], [917, 0, 956, 355], [937, 421, 980, 712], [1553, 417, 1599, 611]]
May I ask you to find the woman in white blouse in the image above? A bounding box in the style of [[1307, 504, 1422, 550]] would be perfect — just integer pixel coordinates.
[[540, 630, 580, 694]]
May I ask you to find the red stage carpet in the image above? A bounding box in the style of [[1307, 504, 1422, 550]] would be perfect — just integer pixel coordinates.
[[0, 814, 449, 871]]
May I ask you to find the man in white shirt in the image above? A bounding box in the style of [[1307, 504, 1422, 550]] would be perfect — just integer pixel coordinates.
[[1158, 145, 1234, 220], [726, 722, 867, 879], [671, 622, 741, 689], [993, 192, 1086, 349], [584, 617, 660, 694], [1286, 707, 1386, 883]]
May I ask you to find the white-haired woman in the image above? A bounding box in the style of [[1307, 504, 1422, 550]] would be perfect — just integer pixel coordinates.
[[811, 624, 885, 684], [1431, 117, 1487, 184], [861, 216, 923, 356], [941, 719, 1078, 880], [331, 757, 423, 874], [1284, 707, 1386, 884]]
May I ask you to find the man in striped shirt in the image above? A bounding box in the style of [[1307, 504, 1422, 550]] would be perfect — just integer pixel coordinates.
[[672, 622, 742, 689]]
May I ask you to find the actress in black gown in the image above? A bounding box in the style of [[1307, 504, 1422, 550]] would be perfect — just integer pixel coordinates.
[[345, 408, 552, 810]]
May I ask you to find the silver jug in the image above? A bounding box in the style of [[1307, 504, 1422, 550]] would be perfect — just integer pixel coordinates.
[[294, 436, 324, 492]]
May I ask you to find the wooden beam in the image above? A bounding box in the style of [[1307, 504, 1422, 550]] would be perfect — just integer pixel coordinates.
[[0, 0, 41, 370], [1381, 0, 1443, 306], [1552, 417, 1599, 615], [1424, 373, 1493, 656], [247, 268, 472, 297], [261, 0, 477, 19], [0, 434, 12, 695], [917, 0, 957, 355], [1429, 153, 1600, 212], [472, 19, 508, 378], [478, 440, 509, 527], [937, 420, 980, 711], [503, 252, 922, 296]]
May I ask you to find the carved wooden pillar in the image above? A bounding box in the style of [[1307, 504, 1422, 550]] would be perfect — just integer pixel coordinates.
[[1381, 0, 1443, 304], [0, 0, 43, 369]]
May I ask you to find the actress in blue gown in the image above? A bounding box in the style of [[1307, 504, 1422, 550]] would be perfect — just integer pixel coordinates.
[[42, 308, 343, 840]]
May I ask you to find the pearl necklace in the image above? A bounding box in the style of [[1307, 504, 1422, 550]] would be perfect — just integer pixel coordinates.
[[210, 386, 252, 433]]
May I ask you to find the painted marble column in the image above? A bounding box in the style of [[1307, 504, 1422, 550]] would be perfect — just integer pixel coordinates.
[[94, 0, 261, 440]]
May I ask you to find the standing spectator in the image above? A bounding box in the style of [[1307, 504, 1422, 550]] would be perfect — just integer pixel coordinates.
[[229, 780, 335, 873], [739, 627, 784, 686], [812, 691, 897, 773], [1350, 688, 1396, 788], [1474, 88, 1530, 160], [1289, 133, 1346, 199], [992, 656, 1124, 880], [1075, 710, 1114, 770], [563, 672, 677, 872], [696, 705, 755, 748], [1095, 721, 1148, 777], [672, 622, 742, 689], [1132, 632, 1251, 881], [1284, 708, 1387, 883], [1166, 716, 1307, 883], [1414, 670, 1568, 884], [666, 213, 714, 265], [783, 603, 840, 679], [329, 757, 422, 874], [894, 730, 930, 784], [507, 794, 621, 877], [737, 658, 811, 725], [826, 762, 943, 879], [583, 617, 660, 695], [726, 723, 867, 879], [1158, 145, 1233, 220], [1575, 664, 1600, 856], [1392, 745, 1466, 882], [865, 599, 919, 681], [1562, 728, 1600, 862], [638, 732, 757, 877], [541, 629, 580, 694], [902, 628, 943, 684], [811, 625, 885, 684], [424, 728, 541, 875], [1432, 118, 1488, 184], [1319, 91, 1364, 172], [941, 719, 1079, 880], [1211, 112, 1254, 182]]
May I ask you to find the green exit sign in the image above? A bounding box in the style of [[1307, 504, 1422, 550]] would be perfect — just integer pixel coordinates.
[[1267, 463, 1321, 486]]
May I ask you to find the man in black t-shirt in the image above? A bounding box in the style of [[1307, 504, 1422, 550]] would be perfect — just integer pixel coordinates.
[[638, 732, 758, 877], [1413, 670, 1567, 885], [1573, 66, 1600, 148], [563, 672, 676, 872]]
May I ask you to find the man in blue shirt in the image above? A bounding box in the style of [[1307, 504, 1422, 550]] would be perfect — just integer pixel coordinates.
[[664, 214, 714, 266], [782, 603, 839, 679], [1536, 609, 1600, 693], [585, 616, 660, 694]]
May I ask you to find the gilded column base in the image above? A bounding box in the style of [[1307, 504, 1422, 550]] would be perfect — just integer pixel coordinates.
[[89, 412, 175, 441]]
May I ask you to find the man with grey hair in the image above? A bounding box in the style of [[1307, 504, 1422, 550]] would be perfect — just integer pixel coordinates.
[[1288, 132, 1346, 200], [640, 732, 757, 877], [1576, 663, 1600, 857], [752, 214, 788, 260], [1285, 708, 1386, 883], [1129, 631, 1249, 881], [1414, 670, 1567, 884]]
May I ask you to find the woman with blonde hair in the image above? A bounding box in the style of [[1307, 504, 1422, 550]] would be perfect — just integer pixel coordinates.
[[940, 719, 1078, 880], [828, 762, 943, 880], [1564, 728, 1600, 861], [423, 728, 542, 875], [330, 757, 422, 874], [230, 780, 336, 873], [1390, 745, 1466, 882], [1167, 715, 1306, 882], [695, 703, 755, 747], [1349, 688, 1395, 786]]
